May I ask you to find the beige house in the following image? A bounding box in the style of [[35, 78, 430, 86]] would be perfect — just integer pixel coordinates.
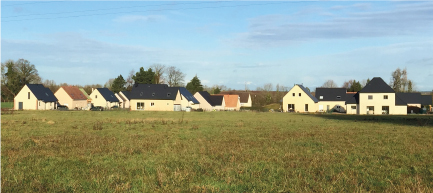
[[192, 91, 226, 111], [220, 91, 252, 107], [316, 88, 348, 113], [345, 77, 407, 115], [118, 91, 130, 109], [89, 88, 120, 109], [282, 84, 319, 113], [14, 84, 58, 110], [130, 84, 199, 111], [54, 86, 88, 109], [214, 94, 240, 111]]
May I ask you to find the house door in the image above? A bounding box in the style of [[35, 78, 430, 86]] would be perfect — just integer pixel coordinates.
[[305, 104, 308, 112], [319, 105, 323, 112], [174, 105, 181, 111], [18, 102, 23, 110]]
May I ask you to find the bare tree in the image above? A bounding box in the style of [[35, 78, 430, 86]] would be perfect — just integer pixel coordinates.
[[43, 79, 60, 93], [125, 69, 135, 91], [263, 83, 273, 92], [390, 67, 413, 92], [322, 80, 337, 88], [104, 78, 115, 89], [166, 66, 185, 87], [151, 64, 166, 84], [401, 68, 408, 92]]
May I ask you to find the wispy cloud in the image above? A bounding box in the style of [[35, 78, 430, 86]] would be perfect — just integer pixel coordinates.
[[113, 15, 166, 23], [230, 2, 433, 48]]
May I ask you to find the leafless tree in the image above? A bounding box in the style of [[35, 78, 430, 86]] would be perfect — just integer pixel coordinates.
[[322, 80, 338, 88], [104, 78, 115, 89], [125, 69, 135, 91], [166, 66, 185, 87], [151, 64, 166, 84]]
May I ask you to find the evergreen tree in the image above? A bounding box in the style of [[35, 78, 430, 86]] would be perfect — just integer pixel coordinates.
[[213, 87, 221, 94], [132, 67, 156, 84], [186, 75, 204, 94], [111, 75, 126, 93], [349, 80, 362, 92]]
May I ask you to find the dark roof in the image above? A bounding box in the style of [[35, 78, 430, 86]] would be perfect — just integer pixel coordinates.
[[130, 84, 178, 100], [315, 88, 347, 101], [293, 84, 319, 103], [27, 84, 58, 102], [359, 77, 395, 93], [395, 94, 407, 106], [219, 91, 250, 103], [421, 95, 432, 105], [177, 87, 200, 104], [198, 91, 215, 106], [345, 93, 359, 104], [210, 95, 224, 106], [396, 93, 421, 104], [96, 88, 119, 102], [119, 91, 130, 100]]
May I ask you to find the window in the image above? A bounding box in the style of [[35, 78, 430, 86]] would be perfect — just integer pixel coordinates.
[[38, 101, 40, 106], [382, 106, 389, 114], [28, 92, 30, 99], [367, 106, 374, 114], [299, 93, 301, 97], [152, 93, 155, 96], [319, 96, 323, 99], [167, 93, 171, 97], [151, 102, 155, 106], [368, 95, 373, 100], [336, 105, 340, 108], [384, 95, 388, 99], [95, 95, 97, 99], [292, 93, 295, 97], [305, 104, 308, 111], [336, 96, 341, 99], [167, 103, 169, 105], [351, 106, 356, 109], [288, 104, 295, 111], [137, 102, 144, 110]]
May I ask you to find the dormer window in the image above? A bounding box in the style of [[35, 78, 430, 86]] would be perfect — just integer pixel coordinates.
[[152, 93, 155, 96], [336, 96, 341, 99], [320, 96, 323, 99], [167, 93, 171, 97]]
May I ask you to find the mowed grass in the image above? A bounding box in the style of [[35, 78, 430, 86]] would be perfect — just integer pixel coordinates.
[[1, 102, 14, 109], [2, 111, 433, 192]]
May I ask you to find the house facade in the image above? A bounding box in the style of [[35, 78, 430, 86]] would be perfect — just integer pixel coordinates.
[[219, 91, 252, 107], [316, 88, 348, 113], [14, 84, 58, 110], [90, 88, 120, 108], [54, 86, 88, 109], [282, 84, 318, 113], [118, 91, 131, 108]]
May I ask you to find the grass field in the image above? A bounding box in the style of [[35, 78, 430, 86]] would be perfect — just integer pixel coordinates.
[[2, 111, 433, 192], [1, 102, 13, 109]]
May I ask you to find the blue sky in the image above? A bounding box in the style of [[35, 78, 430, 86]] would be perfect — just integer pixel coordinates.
[[2, 1, 433, 91]]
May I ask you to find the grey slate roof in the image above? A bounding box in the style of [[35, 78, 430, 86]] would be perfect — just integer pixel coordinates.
[[119, 91, 130, 100], [296, 84, 319, 103], [395, 94, 407, 106], [210, 95, 224, 106], [345, 93, 359, 104], [219, 91, 250, 103], [359, 77, 395, 93], [130, 84, 178, 100], [421, 95, 432, 105], [176, 87, 200, 104], [396, 93, 421, 104], [197, 91, 215, 106], [96, 88, 119, 102], [27, 84, 58, 102], [315, 88, 347, 101]]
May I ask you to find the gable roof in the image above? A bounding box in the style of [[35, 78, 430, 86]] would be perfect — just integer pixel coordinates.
[[223, 95, 239, 108], [79, 88, 91, 99], [177, 87, 199, 104], [315, 88, 347, 101], [345, 92, 359, 104], [130, 84, 178, 100], [197, 91, 215, 106], [26, 84, 58, 102], [396, 93, 421, 104], [60, 86, 87, 100], [359, 77, 395, 93], [210, 95, 224, 106], [96, 88, 119, 102], [395, 94, 407, 106], [289, 84, 319, 103], [421, 95, 432, 105], [219, 91, 250, 103], [119, 91, 130, 100]]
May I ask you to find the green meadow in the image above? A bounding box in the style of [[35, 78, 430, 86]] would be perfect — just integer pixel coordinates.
[[1, 111, 433, 192]]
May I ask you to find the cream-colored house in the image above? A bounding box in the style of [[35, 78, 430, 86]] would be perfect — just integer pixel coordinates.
[[54, 86, 88, 109], [345, 77, 407, 115], [220, 91, 252, 107], [282, 84, 318, 113], [192, 91, 227, 111], [89, 88, 119, 109], [14, 84, 58, 110], [118, 91, 130, 109], [316, 88, 348, 113], [215, 94, 240, 111], [129, 84, 199, 111]]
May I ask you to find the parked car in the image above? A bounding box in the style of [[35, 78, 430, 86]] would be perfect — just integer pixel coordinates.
[[111, 106, 119, 109], [90, 106, 104, 111], [57, 105, 68, 110]]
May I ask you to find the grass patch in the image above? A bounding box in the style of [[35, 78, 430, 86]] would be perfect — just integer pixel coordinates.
[[2, 111, 433, 192]]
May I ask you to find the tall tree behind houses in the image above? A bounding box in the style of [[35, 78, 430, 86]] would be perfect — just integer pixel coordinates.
[[133, 67, 156, 84], [186, 75, 204, 94]]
